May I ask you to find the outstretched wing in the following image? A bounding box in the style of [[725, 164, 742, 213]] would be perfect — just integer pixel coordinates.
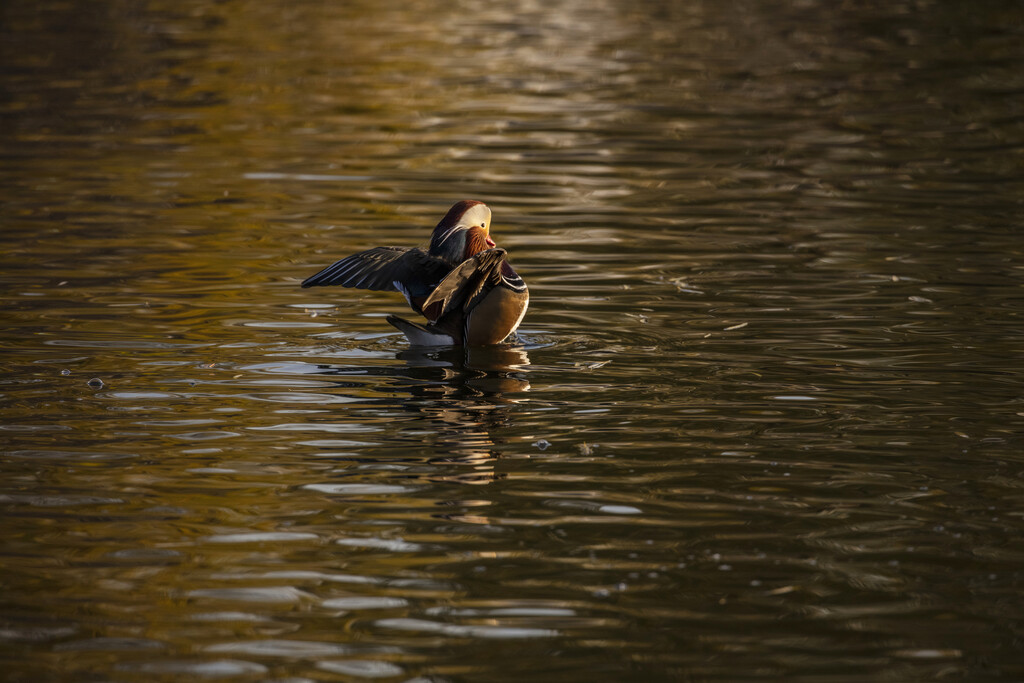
[[419, 248, 509, 323], [301, 246, 450, 296]]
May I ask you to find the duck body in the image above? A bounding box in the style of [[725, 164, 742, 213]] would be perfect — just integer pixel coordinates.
[[301, 201, 528, 346]]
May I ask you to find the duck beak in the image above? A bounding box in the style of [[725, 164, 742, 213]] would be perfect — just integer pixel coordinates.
[[484, 218, 495, 247]]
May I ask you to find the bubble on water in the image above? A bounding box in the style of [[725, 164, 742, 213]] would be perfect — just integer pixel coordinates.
[[61, 369, 71, 376], [87, 378, 104, 389], [532, 439, 551, 450]]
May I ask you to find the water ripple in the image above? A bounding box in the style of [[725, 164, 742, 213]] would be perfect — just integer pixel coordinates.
[[376, 618, 558, 640], [2, 1, 1023, 681]]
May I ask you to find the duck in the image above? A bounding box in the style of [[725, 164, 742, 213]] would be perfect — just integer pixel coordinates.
[[301, 200, 528, 346]]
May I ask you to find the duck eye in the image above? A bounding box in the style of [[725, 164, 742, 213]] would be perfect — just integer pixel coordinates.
[[480, 223, 486, 228]]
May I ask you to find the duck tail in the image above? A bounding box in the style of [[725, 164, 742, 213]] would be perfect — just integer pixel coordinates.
[[386, 315, 455, 347]]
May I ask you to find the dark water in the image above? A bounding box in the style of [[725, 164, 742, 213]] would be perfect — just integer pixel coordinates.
[[3, 0, 1024, 680]]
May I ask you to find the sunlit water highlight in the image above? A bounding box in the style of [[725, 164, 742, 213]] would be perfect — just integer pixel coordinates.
[[2, 0, 1024, 681]]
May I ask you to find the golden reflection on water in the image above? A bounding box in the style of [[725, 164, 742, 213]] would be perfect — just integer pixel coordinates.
[[2, 0, 1024, 681], [392, 345, 532, 484]]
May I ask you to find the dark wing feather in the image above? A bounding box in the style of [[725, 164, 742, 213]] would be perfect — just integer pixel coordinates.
[[301, 246, 449, 296], [420, 248, 508, 323]]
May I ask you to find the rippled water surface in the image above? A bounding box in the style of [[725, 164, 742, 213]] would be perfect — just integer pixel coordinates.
[[3, 0, 1024, 680]]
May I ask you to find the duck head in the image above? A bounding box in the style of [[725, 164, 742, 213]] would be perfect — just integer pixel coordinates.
[[429, 200, 496, 265]]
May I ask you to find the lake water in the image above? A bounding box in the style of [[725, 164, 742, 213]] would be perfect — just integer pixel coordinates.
[[2, 0, 1024, 680]]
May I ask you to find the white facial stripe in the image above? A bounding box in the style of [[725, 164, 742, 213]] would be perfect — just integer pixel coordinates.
[[435, 226, 463, 247]]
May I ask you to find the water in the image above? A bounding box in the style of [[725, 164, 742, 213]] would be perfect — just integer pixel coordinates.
[[2, 0, 1024, 680]]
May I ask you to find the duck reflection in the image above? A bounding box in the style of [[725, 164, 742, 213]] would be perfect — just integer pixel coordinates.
[[389, 345, 530, 484], [311, 344, 531, 485], [396, 344, 531, 395]]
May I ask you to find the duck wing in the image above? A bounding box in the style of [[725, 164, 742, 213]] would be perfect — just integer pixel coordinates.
[[301, 246, 450, 299], [419, 248, 510, 323]]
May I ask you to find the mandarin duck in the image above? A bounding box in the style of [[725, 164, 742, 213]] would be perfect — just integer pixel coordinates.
[[301, 200, 528, 346]]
